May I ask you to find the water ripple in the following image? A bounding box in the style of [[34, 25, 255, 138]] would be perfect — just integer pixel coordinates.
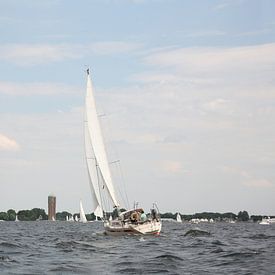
[[0, 221, 274, 274]]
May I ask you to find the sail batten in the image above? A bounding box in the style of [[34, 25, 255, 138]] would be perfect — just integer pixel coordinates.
[[85, 75, 119, 209]]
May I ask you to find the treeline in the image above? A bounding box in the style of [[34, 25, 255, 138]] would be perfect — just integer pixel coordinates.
[[161, 210, 266, 222], [0, 208, 98, 221], [0, 208, 47, 221], [0, 208, 271, 222]]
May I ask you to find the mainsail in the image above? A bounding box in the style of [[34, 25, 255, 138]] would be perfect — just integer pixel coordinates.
[[85, 73, 119, 213]]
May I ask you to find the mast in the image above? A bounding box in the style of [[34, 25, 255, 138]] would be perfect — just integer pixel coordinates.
[[85, 70, 120, 209]]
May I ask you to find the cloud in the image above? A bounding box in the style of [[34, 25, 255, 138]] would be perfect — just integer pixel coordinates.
[[181, 30, 226, 38], [143, 43, 275, 75], [242, 179, 273, 188], [202, 99, 235, 115], [213, 0, 245, 11], [0, 81, 81, 96], [161, 160, 183, 173], [0, 41, 142, 66], [0, 134, 20, 151]]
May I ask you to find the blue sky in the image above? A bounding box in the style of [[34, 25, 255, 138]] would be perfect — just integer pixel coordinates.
[[0, 0, 275, 215]]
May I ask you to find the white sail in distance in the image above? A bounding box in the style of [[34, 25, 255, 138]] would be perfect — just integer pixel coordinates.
[[176, 213, 182, 222], [79, 200, 87, 223], [85, 74, 119, 208]]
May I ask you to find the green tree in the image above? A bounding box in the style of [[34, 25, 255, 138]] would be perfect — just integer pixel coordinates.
[[56, 211, 71, 221], [237, 210, 249, 221], [7, 209, 16, 221], [30, 208, 47, 220], [0, 212, 8, 221]]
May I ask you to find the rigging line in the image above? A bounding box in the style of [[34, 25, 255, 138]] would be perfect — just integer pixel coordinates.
[[117, 160, 130, 210], [109, 160, 120, 164]]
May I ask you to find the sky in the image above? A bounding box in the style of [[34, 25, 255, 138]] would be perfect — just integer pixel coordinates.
[[0, 0, 275, 215]]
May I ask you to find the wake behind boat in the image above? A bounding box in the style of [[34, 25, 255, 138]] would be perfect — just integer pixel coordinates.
[[84, 70, 161, 235]]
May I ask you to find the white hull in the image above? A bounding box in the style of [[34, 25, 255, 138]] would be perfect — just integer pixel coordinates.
[[259, 217, 275, 225], [104, 220, 162, 236]]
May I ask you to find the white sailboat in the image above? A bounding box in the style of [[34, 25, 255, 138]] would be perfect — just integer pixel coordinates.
[[79, 200, 87, 223], [176, 213, 182, 223], [15, 214, 19, 222], [84, 70, 162, 235]]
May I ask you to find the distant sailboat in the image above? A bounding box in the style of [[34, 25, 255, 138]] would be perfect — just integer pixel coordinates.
[[74, 215, 79, 222], [15, 214, 19, 222], [79, 200, 87, 223], [176, 213, 182, 223], [36, 215, 42, 221], [84, 70, 162, 235]]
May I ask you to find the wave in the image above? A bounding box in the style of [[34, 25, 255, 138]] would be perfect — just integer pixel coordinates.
[[184, 229, 211, 237], [0, 255, 16, 262], [221, 250, 261, 258], [0, 241, 22, 248], [155, 253, 183, 262], [247, 233, 275, 240]]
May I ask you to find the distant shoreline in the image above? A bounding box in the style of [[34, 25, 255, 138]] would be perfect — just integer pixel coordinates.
[[0, 208, 274, 222]]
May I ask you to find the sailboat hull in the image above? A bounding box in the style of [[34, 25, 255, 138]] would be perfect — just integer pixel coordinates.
[[104, 220, 162, 236]]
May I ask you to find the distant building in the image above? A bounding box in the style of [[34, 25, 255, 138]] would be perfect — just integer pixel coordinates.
[[48, 194, 56, 221]]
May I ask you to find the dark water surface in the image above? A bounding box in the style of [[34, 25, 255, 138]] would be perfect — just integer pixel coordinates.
[[0, 221, 274, 274]]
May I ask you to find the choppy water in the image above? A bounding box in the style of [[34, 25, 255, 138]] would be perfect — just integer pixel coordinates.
[[0, 221, 275, 274]]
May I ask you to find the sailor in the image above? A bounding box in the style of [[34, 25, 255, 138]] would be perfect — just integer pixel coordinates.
[[140, 210, 147, 222], [151, 208, 157, 220]]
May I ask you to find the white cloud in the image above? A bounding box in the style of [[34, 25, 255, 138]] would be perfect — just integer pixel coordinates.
[[161, 160, 183, 173], [0, 81, 81, 96], [143, 43, 275, 76], [0, 41, 142, 66], [202, 99, 236, 115], [182, 30, 226, 38], [242, 179, 273, 188], [0, 134, 20, 151], [213, 0, 246, 11]]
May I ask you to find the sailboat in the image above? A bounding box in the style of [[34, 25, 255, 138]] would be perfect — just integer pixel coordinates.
[[84, 70, 162, 235], [176, 213, 182, 223], [15, 214, 19, 222], [79, 200, 87, 223]]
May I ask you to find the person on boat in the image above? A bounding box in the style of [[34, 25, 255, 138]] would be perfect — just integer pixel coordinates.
[[151, 208, 158, 221], [130, 211, 139, 223], [140, 210, 147, 222]]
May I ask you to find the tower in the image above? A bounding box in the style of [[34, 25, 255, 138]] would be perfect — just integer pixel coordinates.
[[48, 194, 56, 221]]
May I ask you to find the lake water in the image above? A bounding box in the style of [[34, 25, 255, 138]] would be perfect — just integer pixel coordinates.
[[0, 221, 274, 274]]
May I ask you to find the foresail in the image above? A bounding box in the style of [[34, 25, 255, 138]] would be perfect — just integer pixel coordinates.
[[84, 118, 104, 218], [79, 200, 87, 223], [85, 75, 119, 208]]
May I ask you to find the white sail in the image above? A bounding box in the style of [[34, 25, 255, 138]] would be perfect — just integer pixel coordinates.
[[84, 115, 104, 218], [176, 213, 182, 223], [85, 75, 119, 208], [79, 200, 87, 223]]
